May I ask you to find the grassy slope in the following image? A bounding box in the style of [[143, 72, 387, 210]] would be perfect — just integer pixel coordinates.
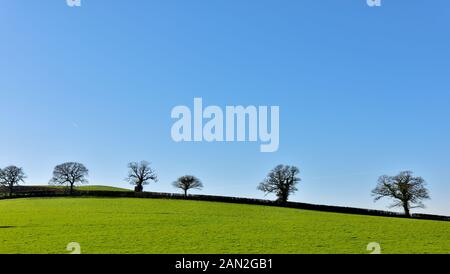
[[75, 185, 132, 192], [0, 197, 449, 254], [13, 185, 133, 192]]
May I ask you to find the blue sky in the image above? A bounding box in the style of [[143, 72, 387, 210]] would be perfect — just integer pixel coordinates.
[[1, 1, 449, 215]]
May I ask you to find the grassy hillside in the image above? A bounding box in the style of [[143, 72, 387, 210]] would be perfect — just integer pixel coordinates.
[[75, 185, 132, 192], [0, 185, 132, 194], [0, 197, 448, 254]]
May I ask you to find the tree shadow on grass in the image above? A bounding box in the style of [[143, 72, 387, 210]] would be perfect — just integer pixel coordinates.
[[0, 226, 16, 229]]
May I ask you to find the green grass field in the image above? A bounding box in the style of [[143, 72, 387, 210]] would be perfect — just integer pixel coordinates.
[[0, 197, 449, 254], [75, 185, 132, 192], [32, 185, 132, 192]]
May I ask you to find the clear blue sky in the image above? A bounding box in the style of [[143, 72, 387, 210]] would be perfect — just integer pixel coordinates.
[[1, 1, 449, 215]]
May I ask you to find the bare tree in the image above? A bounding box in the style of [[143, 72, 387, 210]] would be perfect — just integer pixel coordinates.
[[0, 166, 26, 196], [258, 165, 301, 203], [126, 161, 158, 192], [173, 175, 203, 197], [372, 171, 430, 217], [49, 162, 89, 195]]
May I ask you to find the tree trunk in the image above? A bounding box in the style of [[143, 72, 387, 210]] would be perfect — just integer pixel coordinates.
[[70, 183, 74, 196], [277, 192, 288, 204], [184, 189, 188, 197], [9, 184, 13, 197], [403, 203, 411, 217], [135, 184, 143, 193]]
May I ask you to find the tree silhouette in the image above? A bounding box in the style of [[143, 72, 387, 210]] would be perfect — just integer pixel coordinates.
[[258, 165, 301, 203], [50, 162, 89, 195], [173, 175, 203, 197], [372, 171, 430, 217], [0, 166, 26, 196], [126, 161, 158, 192]]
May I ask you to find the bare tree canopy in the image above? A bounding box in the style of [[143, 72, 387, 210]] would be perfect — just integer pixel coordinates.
[[173, 175, 203, 196], [126, 161, 158, 192], [372, 171, 430, 217], [49, 162, 89, 195], [258, 165, 301, 203], [0, 166, 26, 196]]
